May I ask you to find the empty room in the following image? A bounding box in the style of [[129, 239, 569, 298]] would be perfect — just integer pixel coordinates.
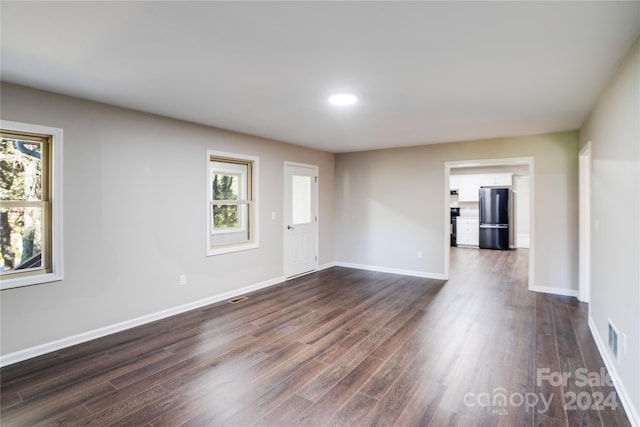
[[1, 1, 639, 426]]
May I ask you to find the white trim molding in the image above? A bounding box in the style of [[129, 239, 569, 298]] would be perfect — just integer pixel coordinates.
[[578, 141, 592, 304], [588, 317, 640, 426], [529, 285, 578, 298], [444, 157, 535, 289], [334, 261, 447, 280], [1, 120, 64, 290], [516, 233, 530, 248], [317, 262, 338, 271], [0, 275, 285, 367], [283, 161, 319, 279], [206, 150, 260, 257]]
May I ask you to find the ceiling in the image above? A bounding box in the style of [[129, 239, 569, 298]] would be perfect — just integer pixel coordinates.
[[1, 1, 639, 153]]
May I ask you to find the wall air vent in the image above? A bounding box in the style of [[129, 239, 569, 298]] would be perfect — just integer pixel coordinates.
[[608, 320, 619, 361]]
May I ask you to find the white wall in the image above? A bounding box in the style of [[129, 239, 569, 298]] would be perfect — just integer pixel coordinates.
[[580, 39, 639, 423], [335, 131, 579, 291], [0, 83, 335, 357]]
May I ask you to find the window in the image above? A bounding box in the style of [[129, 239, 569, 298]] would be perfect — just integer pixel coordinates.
[[291, 175, 312, 224], [1, 121, 63, 290], [207, 151, 259, 255]]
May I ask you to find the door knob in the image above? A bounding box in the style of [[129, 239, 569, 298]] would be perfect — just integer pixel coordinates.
[[287, 225, 295, 230]]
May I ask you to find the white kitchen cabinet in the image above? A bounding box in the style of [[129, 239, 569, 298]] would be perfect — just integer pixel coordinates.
[[495, 173, 513, 186], [456, 175, 480, 201], [478, 173, 513, 187], [450, 175, 461, 193], [451, 173, 512, 202], [456, 217, 479, 246]]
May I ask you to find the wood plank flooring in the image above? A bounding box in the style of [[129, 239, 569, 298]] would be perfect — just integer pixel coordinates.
[[0, 248, 632, 426]]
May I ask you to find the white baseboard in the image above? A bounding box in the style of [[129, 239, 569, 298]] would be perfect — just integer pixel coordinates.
[[529, 285, 578, 298], [334, 261, 447, 280], [0, 261, 442, 367], [317, 261, 338, 271], [588, 317, 640, 426], [517, 233, 530, 248], [0, 275, 285, 368]]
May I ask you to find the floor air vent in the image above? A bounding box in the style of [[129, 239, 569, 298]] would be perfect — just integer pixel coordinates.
[[229, 296, 248, 304]]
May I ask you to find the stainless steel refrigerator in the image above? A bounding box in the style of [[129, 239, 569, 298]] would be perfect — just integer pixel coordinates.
[[479, 187, 509, 250]]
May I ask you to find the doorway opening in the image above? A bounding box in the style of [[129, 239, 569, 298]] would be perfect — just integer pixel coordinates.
[[444, 157, 534, 290]]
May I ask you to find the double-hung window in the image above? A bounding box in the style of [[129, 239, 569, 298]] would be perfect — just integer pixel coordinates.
[[207, 151, 259, 255], [1, 121, 63, 289]]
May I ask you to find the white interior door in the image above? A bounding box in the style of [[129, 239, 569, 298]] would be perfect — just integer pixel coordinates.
[[284, 163, 318, 278]]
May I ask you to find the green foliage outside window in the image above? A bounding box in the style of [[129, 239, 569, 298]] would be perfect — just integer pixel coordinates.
[[212, 174, 239, 229], [1, 137, 43, 272]]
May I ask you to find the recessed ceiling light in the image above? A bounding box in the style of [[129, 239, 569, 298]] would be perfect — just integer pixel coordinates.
[[329, 93, 357, 106]]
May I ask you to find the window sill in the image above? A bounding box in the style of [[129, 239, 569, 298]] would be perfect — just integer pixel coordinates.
[[207, 242, 259, 256], [1, 272, 63, 290]]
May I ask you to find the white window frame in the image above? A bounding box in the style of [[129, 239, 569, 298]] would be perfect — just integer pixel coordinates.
[[1, 120, 64, 290], [206, 150, 259, 256], [210, 164, 247, 236]]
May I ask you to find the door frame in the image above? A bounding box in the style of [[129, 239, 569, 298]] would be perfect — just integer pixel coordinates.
[[444, 157, 535, 290], [578, 142, 591, 303], [513, 175, 531, 249], [283, 161, 319, 278]]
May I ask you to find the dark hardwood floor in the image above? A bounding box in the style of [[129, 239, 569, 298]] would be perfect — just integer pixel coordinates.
[[0, 248, 631, 426]]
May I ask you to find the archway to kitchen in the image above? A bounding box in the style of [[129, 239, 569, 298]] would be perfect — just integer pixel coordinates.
[[443, 157, 534, 290]]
